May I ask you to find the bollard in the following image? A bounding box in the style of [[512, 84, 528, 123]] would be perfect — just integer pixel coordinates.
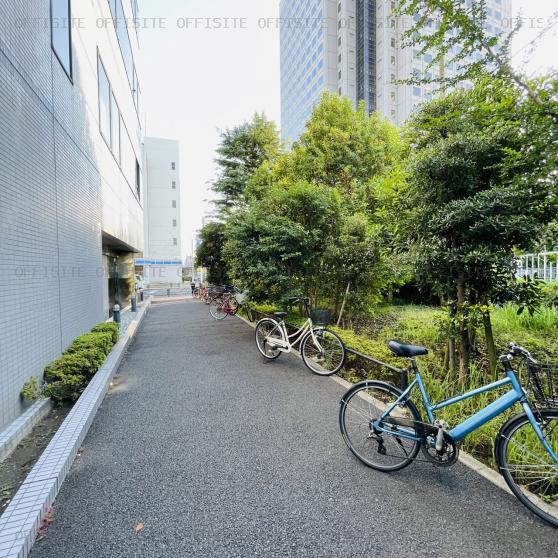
[[131, 295, 137, 313], [139, 290, 144, 302], [113, 304, 121, 324]]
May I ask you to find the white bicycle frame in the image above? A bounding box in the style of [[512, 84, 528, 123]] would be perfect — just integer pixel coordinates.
[[264, 318, 325, 354]]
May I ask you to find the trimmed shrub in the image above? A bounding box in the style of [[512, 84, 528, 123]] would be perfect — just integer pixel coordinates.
[[20, 377, 42, 403], [44, 350, 104, 383], [91, 322, 120, 344], [43, 374, 86, 402], [66, 332, 113, 356]]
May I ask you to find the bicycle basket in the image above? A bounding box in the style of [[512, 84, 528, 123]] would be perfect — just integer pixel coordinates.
[[527, 362, 558, 407], [235, 292, 248, 304], [310, 308, 332, 327]]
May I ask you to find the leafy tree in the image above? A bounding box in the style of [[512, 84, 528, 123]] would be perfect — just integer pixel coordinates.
[[195, 222, 229, 285], [224, 93, 406, 314], [395, 0, 558, 120], [212, 113, 282, 215], [404, 80, 557, 377], [224, 181, 341, 302]]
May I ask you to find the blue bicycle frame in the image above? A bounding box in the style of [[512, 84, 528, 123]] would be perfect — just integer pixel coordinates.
[[374, 362, 558, 465]]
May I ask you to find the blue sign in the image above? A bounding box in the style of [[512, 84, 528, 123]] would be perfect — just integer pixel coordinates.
[[134, 259, 184, 266]]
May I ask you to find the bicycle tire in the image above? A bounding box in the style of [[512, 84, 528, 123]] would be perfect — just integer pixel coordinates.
[[300, 328, 345, 376], [209, 297, 227, 320], [255, 319, 284, 360], [495, 410, 558, 527], [340, 380, 422, 472]]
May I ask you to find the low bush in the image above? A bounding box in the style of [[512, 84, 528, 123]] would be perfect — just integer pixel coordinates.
[[44, 350, 103, 383], [43, 374, 86, 403], [20, 377, 42, 403], [66, 332, 114, 356], [91, 322, 120, 344], [40, 322, 119, 403]]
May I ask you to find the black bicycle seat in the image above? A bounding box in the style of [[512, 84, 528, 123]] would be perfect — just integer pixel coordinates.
[[274, 312, 288, 319], [388, 340, 428, 358]]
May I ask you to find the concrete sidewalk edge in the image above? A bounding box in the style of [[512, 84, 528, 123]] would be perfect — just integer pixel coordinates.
[[0, 299, 152, 558]]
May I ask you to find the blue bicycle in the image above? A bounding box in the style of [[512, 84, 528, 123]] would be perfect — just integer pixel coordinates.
[[339, 341, 558, 526]]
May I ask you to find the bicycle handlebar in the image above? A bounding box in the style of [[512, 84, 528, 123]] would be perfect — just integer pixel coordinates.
[[499, 342, 536, 371], [287, 296, 310, 305]]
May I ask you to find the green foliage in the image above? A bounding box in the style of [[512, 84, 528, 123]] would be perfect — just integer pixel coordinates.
[[195, 222, 230, 285], [66, 332, 113, 357], [212, 113, 282, 215], [20, 377, 42, 403], [224, 93, 405, 313], [40, 324, 118, 403], [91, 322, 120, 344], [402, 78, 557, 374], [43, 375, 86, 403], [44, 350, 103, 382]]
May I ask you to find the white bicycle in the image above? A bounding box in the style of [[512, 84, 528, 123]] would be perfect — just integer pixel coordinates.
[[254, 297, 346, 376]]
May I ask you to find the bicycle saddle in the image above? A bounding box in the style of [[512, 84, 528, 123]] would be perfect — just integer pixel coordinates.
[[388, 340, 428, 358], [273, 312, 288, 319]]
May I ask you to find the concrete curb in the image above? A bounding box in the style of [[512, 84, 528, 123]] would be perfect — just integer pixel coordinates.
[[234, 311, 515, 496], [0, 299, 152, 558], [0, 400, 52, 465]]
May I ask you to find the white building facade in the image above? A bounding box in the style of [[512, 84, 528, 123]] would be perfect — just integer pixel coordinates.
[[0, 0, 144, 432], [141, 138, 183, 286], [280, 0, 512, 140]]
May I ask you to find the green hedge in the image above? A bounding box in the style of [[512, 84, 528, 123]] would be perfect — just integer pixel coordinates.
[[66, 332, 114, 357], [34, 322, 120, 403], [91, 322, 120, 344]]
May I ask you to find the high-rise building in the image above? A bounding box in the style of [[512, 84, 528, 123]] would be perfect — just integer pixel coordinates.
[[0, 1, 143, 434], [141, 138, 183, 287], [280, 0, 512, 141]]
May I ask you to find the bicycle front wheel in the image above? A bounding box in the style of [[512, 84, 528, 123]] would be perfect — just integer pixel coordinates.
[[209, 297, 227, 320], [340, 381, 421, 472], [255, 319, 284, 360], [496, 410, 558, 527], [300, 328, 345, 376]]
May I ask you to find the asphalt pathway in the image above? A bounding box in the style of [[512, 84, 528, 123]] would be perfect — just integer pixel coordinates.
[[31, 300, 557, 557]]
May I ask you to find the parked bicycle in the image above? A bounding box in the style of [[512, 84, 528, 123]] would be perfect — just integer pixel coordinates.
[[254, 297, 346, 376], [209, 287, 246, 320], [339, 341, 558, 526]]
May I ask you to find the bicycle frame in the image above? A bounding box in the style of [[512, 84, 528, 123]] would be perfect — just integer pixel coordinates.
[[265, 318, 323, 353], [374, 361, 558, 465]]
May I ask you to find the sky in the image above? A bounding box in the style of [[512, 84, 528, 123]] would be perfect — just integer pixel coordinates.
[[139, 0, 557, 258]]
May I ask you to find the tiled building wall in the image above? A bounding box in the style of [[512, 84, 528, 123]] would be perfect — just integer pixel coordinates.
[[0, 0, 143, 431]]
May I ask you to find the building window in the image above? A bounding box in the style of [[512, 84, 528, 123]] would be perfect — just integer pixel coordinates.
[[172, 181, 176, 189], [390, 56, 396, 65], [110, 94, 120, 163], [390, 91, 396, 102], [338, 36, 341, 46], [171, 162, 176, 170], [338, 70, 342, 80], [135, 161, 141, 200], [51, 0, 72, 78], [172, 200, 177, 208], [173, 238, 178, 246], [391, 38, 396, 48], [173, 219, 177, 227], [98, 57, 111, 144]]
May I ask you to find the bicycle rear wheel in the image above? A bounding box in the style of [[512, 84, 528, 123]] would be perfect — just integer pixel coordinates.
[[496, 411, 558, 527], [340, 381, 421, 472], [255, 319, 284, 360], [209, 297, 227, 320], [300, 328, 345, 376]]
